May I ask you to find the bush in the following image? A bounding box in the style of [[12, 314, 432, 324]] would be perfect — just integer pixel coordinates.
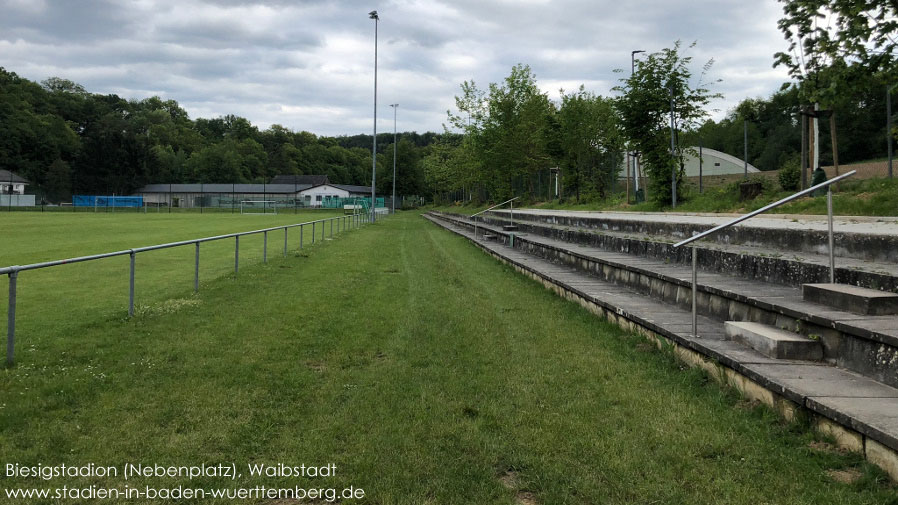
[[778, 157, 801, 191]]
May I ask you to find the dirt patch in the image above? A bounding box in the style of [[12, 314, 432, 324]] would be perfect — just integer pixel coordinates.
[[498, 470, 520, 490], [305, 361, 327, 372], [734, 399, 761, 411], [825, 468, 862, 484], [635, 342, 655, 353], [809, 440, 850, 455], [498, 470, 539, 505]]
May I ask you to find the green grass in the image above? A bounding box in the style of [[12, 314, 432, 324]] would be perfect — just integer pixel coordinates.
[[0, 212, 895, 504]]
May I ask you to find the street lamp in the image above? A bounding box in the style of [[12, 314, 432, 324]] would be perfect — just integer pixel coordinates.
[[630, 50, 645, 203], [888, 84, 896, 179], [369, 10, 379, 222], [390, 103, 398, 213]]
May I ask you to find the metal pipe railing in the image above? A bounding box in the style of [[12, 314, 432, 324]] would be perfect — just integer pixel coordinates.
[[673, 170, 856, 337], [2, 211, 369, 366], [471, 197, 519, 239]]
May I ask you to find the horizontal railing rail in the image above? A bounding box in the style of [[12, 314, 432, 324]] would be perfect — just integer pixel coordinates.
[[3, 210, 372, 366], [472, 197, 519, 239], [672, 170, 856, 337]]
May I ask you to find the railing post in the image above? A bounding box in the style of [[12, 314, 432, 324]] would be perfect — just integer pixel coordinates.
[[194, 242, 200, 292], [322, 219, 325, 241], [129, 251, 135, 317], [284, 227, 288, 257], [263, 231, 268, 264], [235, 236, 239, 276], [312, 222, 315, 244], [828, 187, 835, 283], [330, 217, 333, 238], [7, 270, 18, 367], [300, 224, 304, 249], [692, 246, 697, 337]]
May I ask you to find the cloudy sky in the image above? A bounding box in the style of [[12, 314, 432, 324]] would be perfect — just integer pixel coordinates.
[[1, 0, 792, 136]]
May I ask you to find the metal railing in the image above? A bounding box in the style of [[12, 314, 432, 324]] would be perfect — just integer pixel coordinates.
[[471, 197, 519, 239], [672, 170, 856, 337], [2, 210, 372, 366]]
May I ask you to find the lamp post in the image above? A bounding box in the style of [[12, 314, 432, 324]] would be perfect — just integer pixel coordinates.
[[889, 84, 896, 179], [390, 103, 398, 213], [369, 10, 379, 222], [630, 50, 645, 201], [744, 118, 749, 180], [670, 81, 676, 208]]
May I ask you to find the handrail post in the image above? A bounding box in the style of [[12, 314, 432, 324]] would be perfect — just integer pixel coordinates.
[[129, 251, 135, 317], [828, 187, 835, 283], [194, 242, 200, 292], [692, 247, 697, 337], [263, 231, 268, 264], [7, 270, 18, 367], [510, 199, 514, 227], [235, 236, 239, 276]]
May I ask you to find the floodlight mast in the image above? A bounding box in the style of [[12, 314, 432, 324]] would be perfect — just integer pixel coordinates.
[[390, 103, 398, 213], [369, 10, 379, 222]]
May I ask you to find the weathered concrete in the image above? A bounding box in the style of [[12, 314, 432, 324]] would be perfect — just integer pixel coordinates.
[[803, 283, 898, 316], [725, 321, 823, 360], [490, 209, 898, 263], [423, 211, 898, 481], [476, 213, 898, 292]]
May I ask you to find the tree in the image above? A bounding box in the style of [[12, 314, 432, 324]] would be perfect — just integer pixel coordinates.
[[774, 1, 897, 185], [615, 41, 720, 205], [557, 87, 623, 201], [448, 64, 554, 201]]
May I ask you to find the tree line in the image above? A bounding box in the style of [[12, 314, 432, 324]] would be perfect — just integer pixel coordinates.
[[0, 68, 429, 202]]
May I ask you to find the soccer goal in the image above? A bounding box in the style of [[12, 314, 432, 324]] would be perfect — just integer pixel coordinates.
[[240, 200, 278, 215]]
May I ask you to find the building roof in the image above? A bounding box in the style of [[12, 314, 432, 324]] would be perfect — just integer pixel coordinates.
[[138, 183, 312, 194], [332, 184, 374, 194], [0, 169, 29, 184], [269, 174, 330, 185]]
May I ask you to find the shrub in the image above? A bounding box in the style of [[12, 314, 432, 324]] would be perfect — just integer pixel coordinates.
[[778, 157, 801, 191]]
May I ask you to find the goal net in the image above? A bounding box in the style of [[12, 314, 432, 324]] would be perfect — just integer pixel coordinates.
[[240, 200, 277, 215]]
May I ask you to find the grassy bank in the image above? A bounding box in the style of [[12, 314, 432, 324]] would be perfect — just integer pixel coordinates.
[[442, 176, 898, 216], [0, 212, 894, 504]]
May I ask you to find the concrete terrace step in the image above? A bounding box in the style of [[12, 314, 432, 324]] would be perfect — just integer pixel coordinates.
[[424, 211, 898, 481], [804, 283, 898, 316], [430, 211, 898, 390], [479, 211, 898, 292], [490, 209, 898, 263], [725, 321, 823, 360]]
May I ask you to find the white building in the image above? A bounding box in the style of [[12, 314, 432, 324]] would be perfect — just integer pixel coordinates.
[[0, 169, 28, 195], [682, 147, 760, 176]]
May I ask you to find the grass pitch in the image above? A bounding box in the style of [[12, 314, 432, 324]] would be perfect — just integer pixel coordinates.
[[0, 211, 895, 504]]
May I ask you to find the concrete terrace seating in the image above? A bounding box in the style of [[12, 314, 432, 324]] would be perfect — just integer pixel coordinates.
[[424, 209, 898, 481]]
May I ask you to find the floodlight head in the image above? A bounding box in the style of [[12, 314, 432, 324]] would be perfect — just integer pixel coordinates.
[[390, 103, 398, 108], [369, 10, 378, 19]]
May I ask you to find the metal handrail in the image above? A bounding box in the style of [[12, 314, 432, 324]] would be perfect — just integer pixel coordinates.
[[470, 197, 519, 218], [672, 170, 856, 337], [3, 210, 371, 366], [472, 197, 519, 239]]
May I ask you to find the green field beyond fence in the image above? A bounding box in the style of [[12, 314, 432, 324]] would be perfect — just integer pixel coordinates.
[[0, 212, 895, 504]]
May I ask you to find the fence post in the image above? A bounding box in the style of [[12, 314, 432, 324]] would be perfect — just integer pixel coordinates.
[[330, 218, 333, 238], [300, 224, 304, 249], [264, 231, 268, 264], [195, 242, 200, 292], [312, 222, 315, 244], [283, 227, 288, 257], [235, 236, 239, 276], [129, 251, 135, 317], [7, 270, 17, 367], [322, 220, 325, 241]]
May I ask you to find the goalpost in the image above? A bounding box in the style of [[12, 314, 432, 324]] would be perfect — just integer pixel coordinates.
[[240, 200, 278, 215]]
